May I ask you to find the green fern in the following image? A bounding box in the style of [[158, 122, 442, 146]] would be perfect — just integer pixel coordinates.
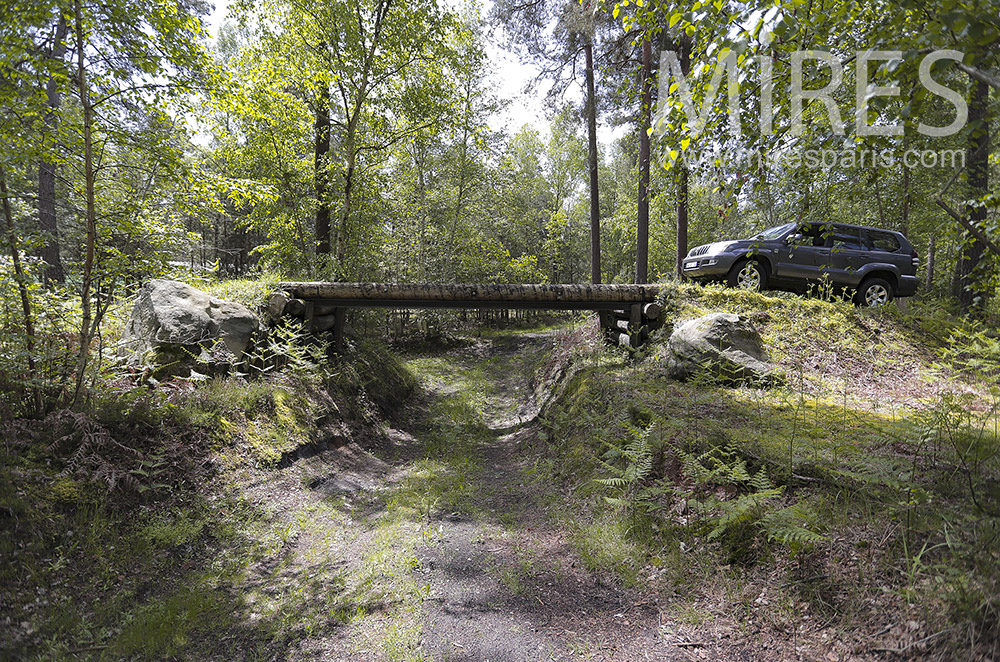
[[594, 421, 662, 512], [760, 501, 826, 549], [678, 446, 758, 488]]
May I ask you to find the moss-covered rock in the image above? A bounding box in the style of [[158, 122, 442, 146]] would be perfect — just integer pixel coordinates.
[[663, 312, 784, 386]]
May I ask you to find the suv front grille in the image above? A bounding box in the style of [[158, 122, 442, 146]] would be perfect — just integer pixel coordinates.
[[689, 245, 710, 257]]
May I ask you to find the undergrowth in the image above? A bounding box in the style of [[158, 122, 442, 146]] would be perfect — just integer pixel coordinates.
[[541, 284, 1000, 658], [0, 320, 416, 660]]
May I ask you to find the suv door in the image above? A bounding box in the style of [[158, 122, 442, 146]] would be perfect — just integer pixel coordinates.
[[826, 225, 867, 286], [774, 223, 830, 282]]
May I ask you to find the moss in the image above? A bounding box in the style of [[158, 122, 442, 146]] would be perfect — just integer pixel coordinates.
[[351, 340, 418, 414], [140, 509, 207, 549], [49, 476, 85, 506], [201, 276, 281, 312]]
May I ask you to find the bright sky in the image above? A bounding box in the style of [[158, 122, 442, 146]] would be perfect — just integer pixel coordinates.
[[204, 0, 627, 152]]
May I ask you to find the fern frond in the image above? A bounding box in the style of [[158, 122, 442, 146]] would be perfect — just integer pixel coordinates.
[[760, 501, 825, 548]]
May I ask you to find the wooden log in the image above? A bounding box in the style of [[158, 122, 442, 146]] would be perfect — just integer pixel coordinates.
[[630, 303, 642, 327], [332, 308, 345, 352], [286, 298, 306, 316], [278, 282, 661, 306], [643, 302, 661, 319], [312, 301, 344, 316], [312, 312, 339, 332], [267, 291, 291, 319], [614, 320, 652, 337], [609, 330, 632, 347]]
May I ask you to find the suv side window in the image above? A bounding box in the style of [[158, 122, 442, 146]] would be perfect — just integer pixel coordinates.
[[790, 223, 828, 247], [830, 225, 864, 250], [864, 230, 901, 253]]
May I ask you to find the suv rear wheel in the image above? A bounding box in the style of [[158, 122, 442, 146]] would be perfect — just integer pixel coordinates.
[[727, 259, 768, 292], [856, 277, 893, 307]]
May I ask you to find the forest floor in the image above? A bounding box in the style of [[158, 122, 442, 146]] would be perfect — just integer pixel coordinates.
[[4, 286, 997, 661], [238, 329, 736, 661], [229, 326, 891, 662]]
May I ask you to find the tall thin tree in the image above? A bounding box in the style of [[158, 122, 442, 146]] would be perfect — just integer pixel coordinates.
[[585, 37, 601, 284], [958, 78, 990, 312], [636, 36, 652, 284]]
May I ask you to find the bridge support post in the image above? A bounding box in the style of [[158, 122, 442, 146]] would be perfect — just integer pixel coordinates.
[[304, 300, 316, 333], [332, 307, 346, 353], [629, 304, 642, 349]]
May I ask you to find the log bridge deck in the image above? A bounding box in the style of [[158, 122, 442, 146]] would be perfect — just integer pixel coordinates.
[[268, 282, 664, 349]]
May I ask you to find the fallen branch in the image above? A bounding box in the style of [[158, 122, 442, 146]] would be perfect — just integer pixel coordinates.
[[869, 627, 954, 654], [935, 197, 1000, 259], [957, 63, 1000, 92], [68, 645, 108, 654]]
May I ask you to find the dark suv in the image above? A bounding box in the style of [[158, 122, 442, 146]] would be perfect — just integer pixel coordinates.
[[682, 222, 919, 306]]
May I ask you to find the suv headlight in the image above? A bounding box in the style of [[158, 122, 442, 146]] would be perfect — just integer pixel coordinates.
[[706, 241, 736, 256]]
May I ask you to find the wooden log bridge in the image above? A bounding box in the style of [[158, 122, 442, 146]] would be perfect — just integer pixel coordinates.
[[269, 282, 663, 350]]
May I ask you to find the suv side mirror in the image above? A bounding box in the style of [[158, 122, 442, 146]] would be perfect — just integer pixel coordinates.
[[785, 233, 803, 244]]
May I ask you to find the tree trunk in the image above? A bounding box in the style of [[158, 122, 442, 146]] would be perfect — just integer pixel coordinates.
[[278, 281, 662, 304], [925, 234, 935, 290], [72, 0, 97, 407], [958, 79, 990, 313], [637, 37, 652, 284], [315, 77, 331, 255], [585, 39, 601, 284], [1, 166, 40, 412], [414, 140, 428, 280], [449, 69, 474, 267], [36, 14, 69, 284], [675, 34, 691, 279], [333, 0, 390, 272], [900, 134, 911, 237]]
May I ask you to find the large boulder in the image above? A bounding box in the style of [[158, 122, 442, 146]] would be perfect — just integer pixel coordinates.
[[665, 312, 783, 385], [122, 279, 262, 376]]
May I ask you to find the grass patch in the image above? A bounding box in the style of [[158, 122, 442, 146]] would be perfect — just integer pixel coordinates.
[[570, 516, 642, 586]]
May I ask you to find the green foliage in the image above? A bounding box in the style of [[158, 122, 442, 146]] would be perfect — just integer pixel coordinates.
[[140, 509, 207, 549], [758, 501, 826, 549], [109, 582, 231, 659], [245, 318, 333, 380], [595, 422, 656, 496], [679, 446, 786, 550], [938, 320, 1000, 382], [0, 260, 77, 417], [202, 276, 282, 311]]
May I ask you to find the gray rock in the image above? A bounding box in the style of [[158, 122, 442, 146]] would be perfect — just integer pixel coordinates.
[[122, 279, 262, 376], [665, 312, 783, 385]]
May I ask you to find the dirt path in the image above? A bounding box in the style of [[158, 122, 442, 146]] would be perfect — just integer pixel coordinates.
[[238, 330, 755, 661], [383, 332, 677, 661]]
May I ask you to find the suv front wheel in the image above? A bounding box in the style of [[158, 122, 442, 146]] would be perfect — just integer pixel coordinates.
[[856, 277, 893, 307], [727, 259, 768, 292]]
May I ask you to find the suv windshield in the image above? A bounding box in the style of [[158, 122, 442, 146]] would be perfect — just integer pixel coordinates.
[[753, 223, 795, 241]]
